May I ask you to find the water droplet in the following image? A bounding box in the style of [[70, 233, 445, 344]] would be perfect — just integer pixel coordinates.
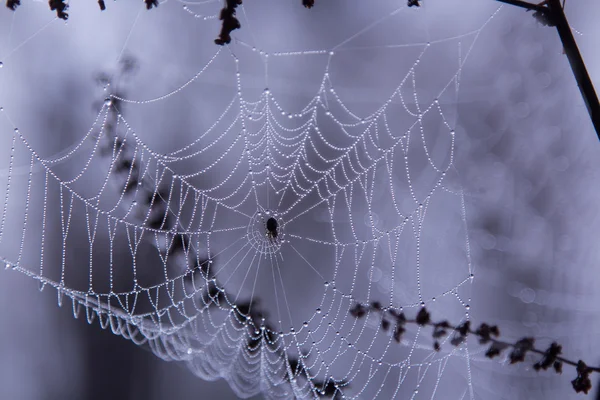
[[537, 71, 552, 88], [465, 304, 470, 311], [5, 262, 11, 269], [329, 51, 334, 56], [0, 107, 3, 112], [187, 348, 192, 355], [324, 281, 329, 287], [303, 321, 308, 327], [0, 61, 3, 68], [519, 287, 536, 304], [104, 97, 113, 106]]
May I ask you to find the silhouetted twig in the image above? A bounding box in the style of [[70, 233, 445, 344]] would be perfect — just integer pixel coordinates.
[[6, 0, 19, 10], [214, 0, 242, 45], [350, 302, 597, 394], [144, 0, 159, 10], [5, 0, 158, 15], [5, 0, 322, 45], [48, 0, 68, 20]]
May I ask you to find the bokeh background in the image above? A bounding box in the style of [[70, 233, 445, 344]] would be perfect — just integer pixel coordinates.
[[0, 0, 600, 399]]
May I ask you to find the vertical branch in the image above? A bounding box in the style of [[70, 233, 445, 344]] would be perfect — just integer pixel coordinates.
[[544, 0, 600, 139], [497, 0, 600, 140]]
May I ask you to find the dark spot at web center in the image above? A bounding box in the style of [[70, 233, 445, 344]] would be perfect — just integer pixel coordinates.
[[266, 217, 278, 232]]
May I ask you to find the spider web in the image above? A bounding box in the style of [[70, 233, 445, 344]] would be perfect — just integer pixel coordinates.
[[0, 0, 507, 398]]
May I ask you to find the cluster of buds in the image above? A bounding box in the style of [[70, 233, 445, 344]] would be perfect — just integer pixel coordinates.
[[214, 0, 243, 45], [48, 0, 68, 19], [6, 0, 159, 15], [349, 302, 598, 395]]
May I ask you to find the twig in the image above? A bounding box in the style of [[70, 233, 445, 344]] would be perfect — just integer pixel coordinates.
[[350, 302, 596, 394]]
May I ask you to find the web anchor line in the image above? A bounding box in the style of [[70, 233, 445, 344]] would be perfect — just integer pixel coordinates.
[[496, 0, 600, 140]]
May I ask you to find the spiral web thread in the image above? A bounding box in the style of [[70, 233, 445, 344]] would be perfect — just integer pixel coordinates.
[[0, 1, 503, 399]]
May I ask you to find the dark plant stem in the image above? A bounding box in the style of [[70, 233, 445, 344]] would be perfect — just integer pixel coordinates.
[[351, 302, 596, 394], [496, 0, 600, 140]]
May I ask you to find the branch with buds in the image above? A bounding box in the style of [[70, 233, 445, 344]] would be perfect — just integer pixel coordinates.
[[349, 302, 597, 395]]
